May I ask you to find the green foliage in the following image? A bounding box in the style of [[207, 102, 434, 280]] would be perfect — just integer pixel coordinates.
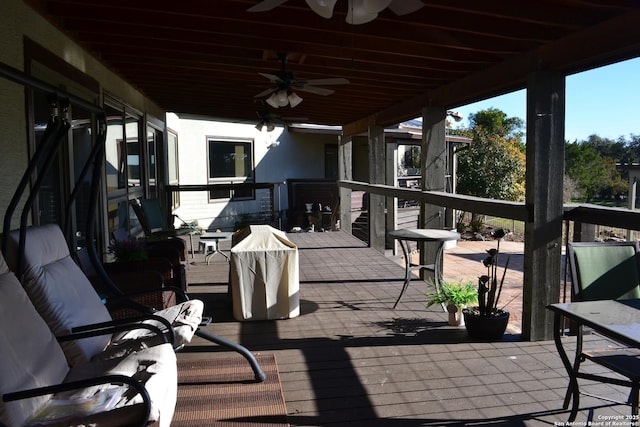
[[565, 140, 627, 202], [425, 279, 478, 308], [402, 146, 421, 170], [469, 108, 525, 143], [456, 109, 526, 202], [109, 238, 148, 262]]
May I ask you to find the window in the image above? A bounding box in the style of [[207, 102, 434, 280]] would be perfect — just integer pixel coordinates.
[[207, 138, 254, 201], [25, 38, 100, 250], [104, 95, 149, 239]]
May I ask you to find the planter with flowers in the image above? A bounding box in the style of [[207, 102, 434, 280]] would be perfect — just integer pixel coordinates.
[[425, 279, 478, 326], [462, 228, 511, 340]]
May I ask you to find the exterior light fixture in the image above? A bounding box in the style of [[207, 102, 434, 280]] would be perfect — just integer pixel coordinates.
[[447, 110, 463, 122]]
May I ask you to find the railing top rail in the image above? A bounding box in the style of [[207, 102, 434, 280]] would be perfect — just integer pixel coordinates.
[[338, 181, 640, 231], [338, 180, 529, 222]]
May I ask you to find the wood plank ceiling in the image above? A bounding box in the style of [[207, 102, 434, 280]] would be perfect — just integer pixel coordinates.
[[26, 0, 640, 133]]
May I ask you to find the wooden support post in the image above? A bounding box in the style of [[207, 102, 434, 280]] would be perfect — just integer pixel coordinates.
[[369, 125, 386, 253], [419, 106, 447, 273], [386, 141, 398, 253], [338, 134, 353, 234], [523, 69, 565, 341], [572, 221, 595, 243], [444, 136, 456, 230]]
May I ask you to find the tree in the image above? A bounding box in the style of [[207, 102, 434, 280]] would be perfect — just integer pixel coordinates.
[[401, 146, 420, 171], [456, 109, 526, 202], [565, 141, 610, 202], [565, 140, 627, 202]]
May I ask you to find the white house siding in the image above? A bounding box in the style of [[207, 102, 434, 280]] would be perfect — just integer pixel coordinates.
[[167, 113, 338, 231]]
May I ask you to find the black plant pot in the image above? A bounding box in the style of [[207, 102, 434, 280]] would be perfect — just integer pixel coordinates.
[[462, 308, 510, 340]]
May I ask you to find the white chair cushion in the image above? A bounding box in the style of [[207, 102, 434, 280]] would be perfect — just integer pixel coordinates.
[[0, 252, 177, 427], [114, 299, 204, 348], [0, 264, 70, 427], [8, 225, 113, 366], [62, 343, 177, 427]]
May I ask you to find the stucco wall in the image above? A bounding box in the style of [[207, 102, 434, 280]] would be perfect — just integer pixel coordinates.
[[167, 113, 338, 231]]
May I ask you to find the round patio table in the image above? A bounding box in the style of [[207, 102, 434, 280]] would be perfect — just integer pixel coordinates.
[[388, 228, 460, 309], [200, 231, 233, 264]]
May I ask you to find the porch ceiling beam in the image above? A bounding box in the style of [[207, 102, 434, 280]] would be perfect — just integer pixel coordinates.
[[343, 9, 640, 136]]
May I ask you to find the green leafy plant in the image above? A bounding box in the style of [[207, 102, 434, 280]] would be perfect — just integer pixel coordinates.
[[109, 238, 148, 262], [425, 279, 478, 308]]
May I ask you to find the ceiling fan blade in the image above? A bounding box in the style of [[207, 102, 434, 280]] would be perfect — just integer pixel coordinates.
[[301, 78, 350, 86], [346, 0, 378, 24], [296, 86, 335, 96], [305, 0, 337, 19], [388, 0, 424, 15], [247, 0, 289, 12], [363, 0, 392, 14], [258, 72, 284, 83], [254, 87, 277, 98]]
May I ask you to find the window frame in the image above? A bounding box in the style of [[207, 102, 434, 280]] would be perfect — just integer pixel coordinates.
[[206, 136, 255, 202]]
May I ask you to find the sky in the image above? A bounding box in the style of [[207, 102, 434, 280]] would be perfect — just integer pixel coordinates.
[[448, 57, 640, 143]]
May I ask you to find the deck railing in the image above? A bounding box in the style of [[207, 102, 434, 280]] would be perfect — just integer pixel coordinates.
[[338, 180, 640, 242]]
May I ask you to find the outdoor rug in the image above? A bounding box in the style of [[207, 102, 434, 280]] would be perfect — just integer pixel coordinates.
[[172, 354, 289, 426]]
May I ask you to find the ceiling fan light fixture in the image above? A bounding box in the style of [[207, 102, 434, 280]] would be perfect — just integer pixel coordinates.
[[288, 92, 303, 108], [346, 0, 378, 24], [276, 90, 289, 107], [305, 0, 337, 19], [255, 122, 264, 131], [266, 93, 280, 108], [266, 122, 276, 132]]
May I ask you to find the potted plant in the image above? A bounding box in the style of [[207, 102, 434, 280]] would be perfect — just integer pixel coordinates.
[[462, 228, 511, 340], [425, 279, 478, 326], [109, 238, 148, 262]]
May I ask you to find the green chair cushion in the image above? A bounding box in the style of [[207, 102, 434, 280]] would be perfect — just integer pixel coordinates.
[[573, 244, 640, 301]]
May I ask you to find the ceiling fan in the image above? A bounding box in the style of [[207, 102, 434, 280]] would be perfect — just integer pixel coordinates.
[[248, 0, 424, 25], [255, 108, 308, 132], [254, 52, 349, 108]]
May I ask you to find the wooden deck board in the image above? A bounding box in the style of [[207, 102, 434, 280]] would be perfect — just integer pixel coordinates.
[[178, 231, 632, 426]]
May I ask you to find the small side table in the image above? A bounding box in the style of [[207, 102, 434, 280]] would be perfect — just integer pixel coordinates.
[[199, 231, 233, 264], [388, 228, 460, 309]]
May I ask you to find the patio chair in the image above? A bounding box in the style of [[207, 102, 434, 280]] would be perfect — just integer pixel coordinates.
[[564, 241, 640, 415], [8, 223, 267, 381], [6, 224, 203, 367], [131, 198, 194, 243], [0, 252, 178, 427]]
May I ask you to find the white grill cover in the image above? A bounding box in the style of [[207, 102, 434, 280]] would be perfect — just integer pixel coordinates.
[[230, 225, 299, 321]]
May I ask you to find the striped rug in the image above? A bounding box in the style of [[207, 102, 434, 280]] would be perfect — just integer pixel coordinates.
[[172, 354, 289, 426]]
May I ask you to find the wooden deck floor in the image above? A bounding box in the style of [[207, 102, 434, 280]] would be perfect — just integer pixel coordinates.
[[178, 230, 632, 426]]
